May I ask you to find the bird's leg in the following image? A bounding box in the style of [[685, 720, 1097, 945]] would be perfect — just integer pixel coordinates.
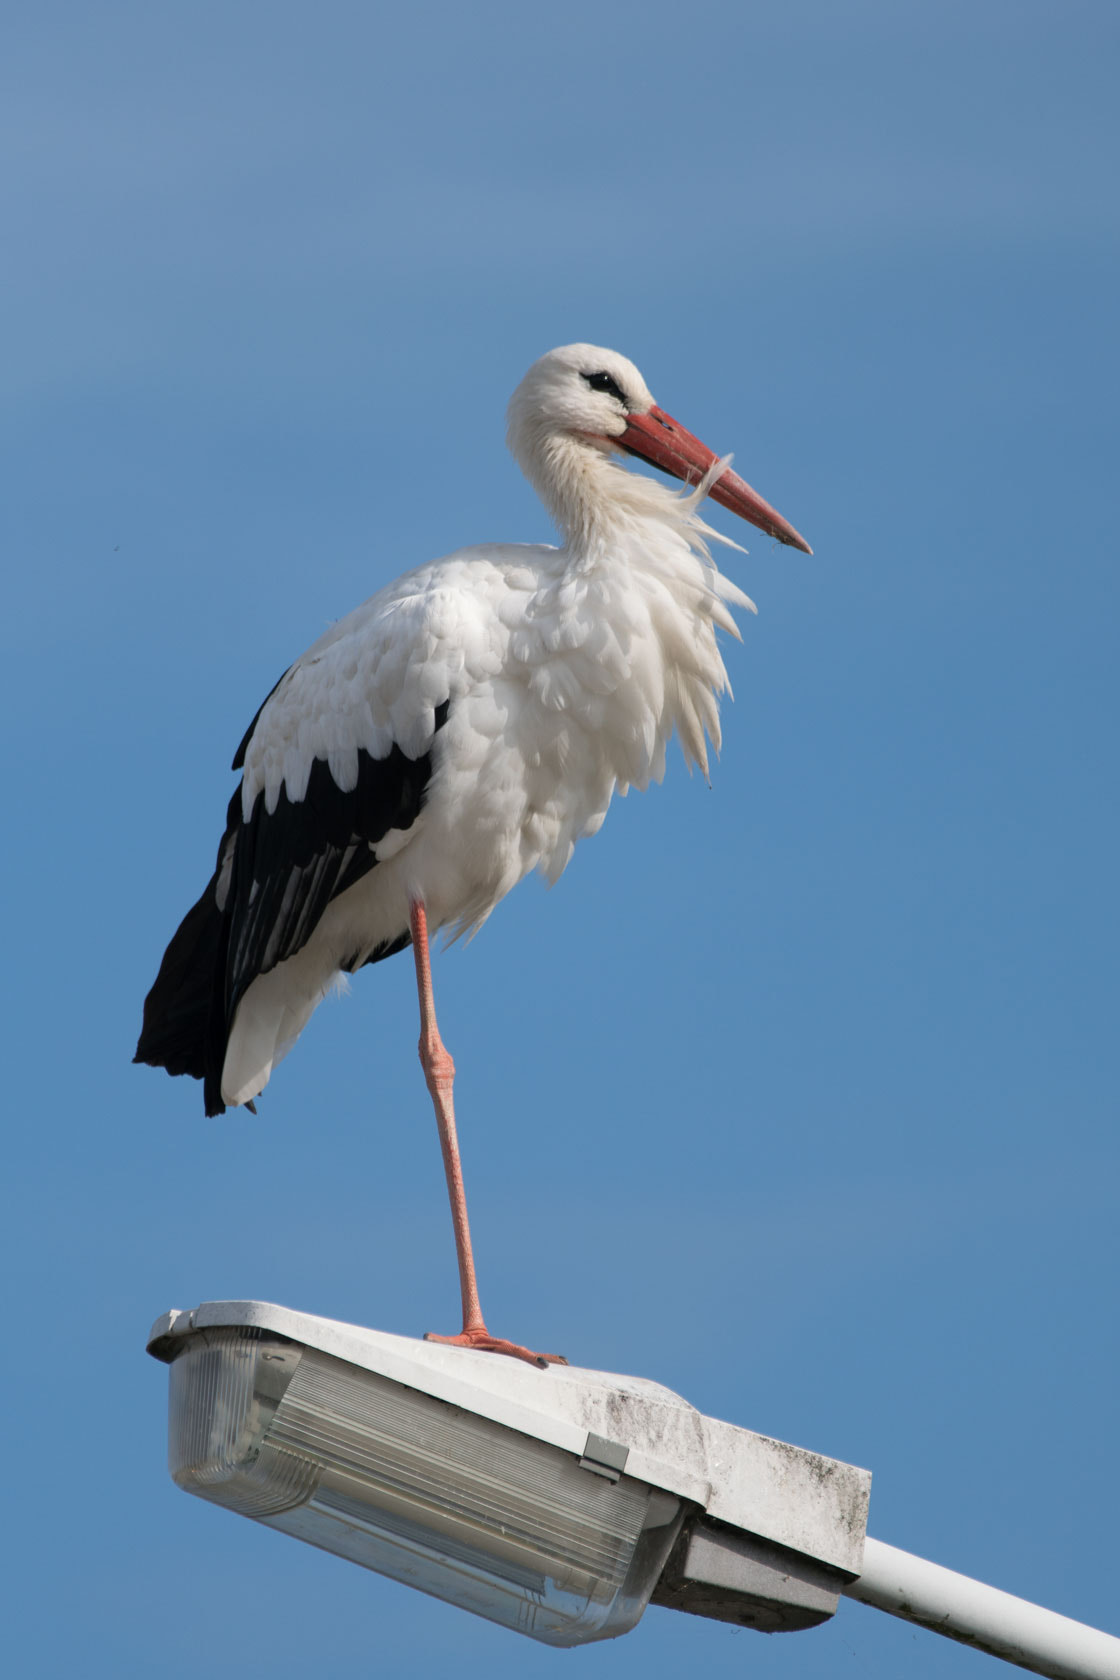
[[408, 898, 566, 1370]]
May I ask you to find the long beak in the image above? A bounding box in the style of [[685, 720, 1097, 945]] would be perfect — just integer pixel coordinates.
[[617, 405, 813, 554]]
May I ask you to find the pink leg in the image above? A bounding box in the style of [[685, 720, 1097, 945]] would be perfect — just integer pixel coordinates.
[[408, 898, 566, 1370]]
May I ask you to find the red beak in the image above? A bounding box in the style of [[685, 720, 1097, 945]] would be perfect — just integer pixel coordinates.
[[617, 405, 813, 554]]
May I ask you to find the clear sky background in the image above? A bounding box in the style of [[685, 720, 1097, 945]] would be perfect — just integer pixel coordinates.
[[3, 3, 1117, 1675]]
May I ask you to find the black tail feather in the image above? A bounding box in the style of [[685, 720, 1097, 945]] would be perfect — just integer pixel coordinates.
[[134, 874, 230, 1115]]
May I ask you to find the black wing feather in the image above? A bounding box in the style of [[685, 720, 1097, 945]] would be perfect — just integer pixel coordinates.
[[135, 697, 450, 1116]]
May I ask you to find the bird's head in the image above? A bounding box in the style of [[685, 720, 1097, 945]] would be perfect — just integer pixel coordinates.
[[507, 343, 812, 554]]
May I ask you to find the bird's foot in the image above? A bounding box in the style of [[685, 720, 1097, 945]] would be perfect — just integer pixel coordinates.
[[424, 1326, 567, 1370]]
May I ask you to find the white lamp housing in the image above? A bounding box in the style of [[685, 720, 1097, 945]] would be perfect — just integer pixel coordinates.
[[148, 1302, 870, 1647]]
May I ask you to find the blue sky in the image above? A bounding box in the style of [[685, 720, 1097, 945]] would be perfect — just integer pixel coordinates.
[[3, 3, 1117, 1674]]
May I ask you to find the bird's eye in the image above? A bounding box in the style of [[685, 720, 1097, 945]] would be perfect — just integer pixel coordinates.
[[581, 370, 627, 404]]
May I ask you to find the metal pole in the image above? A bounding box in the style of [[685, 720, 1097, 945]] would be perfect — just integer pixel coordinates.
[[842, 1538, 1120, 1680]]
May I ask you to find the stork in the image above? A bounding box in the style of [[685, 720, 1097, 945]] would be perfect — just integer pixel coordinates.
[[135, 343, 811, 1367]]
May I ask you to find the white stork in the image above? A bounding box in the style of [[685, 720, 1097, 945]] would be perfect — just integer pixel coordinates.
[[135, 343, 811, 1366]]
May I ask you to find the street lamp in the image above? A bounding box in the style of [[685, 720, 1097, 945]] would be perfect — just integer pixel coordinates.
[[148, 1299, 867, 1646], [148, 1300, 1120, 1678]]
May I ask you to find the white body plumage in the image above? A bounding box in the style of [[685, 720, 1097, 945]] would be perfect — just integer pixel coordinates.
[[226, 491, 753, 1104]]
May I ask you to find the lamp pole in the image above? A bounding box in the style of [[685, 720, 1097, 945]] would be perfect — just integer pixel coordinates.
[[843, 1538, 1120, 1680]]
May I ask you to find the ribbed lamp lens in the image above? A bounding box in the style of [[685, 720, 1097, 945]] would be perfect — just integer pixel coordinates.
[[168, 1327, 682, 1646]]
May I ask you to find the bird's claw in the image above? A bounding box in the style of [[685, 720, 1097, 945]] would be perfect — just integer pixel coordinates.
[[424, 1327, 567, 1370]]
